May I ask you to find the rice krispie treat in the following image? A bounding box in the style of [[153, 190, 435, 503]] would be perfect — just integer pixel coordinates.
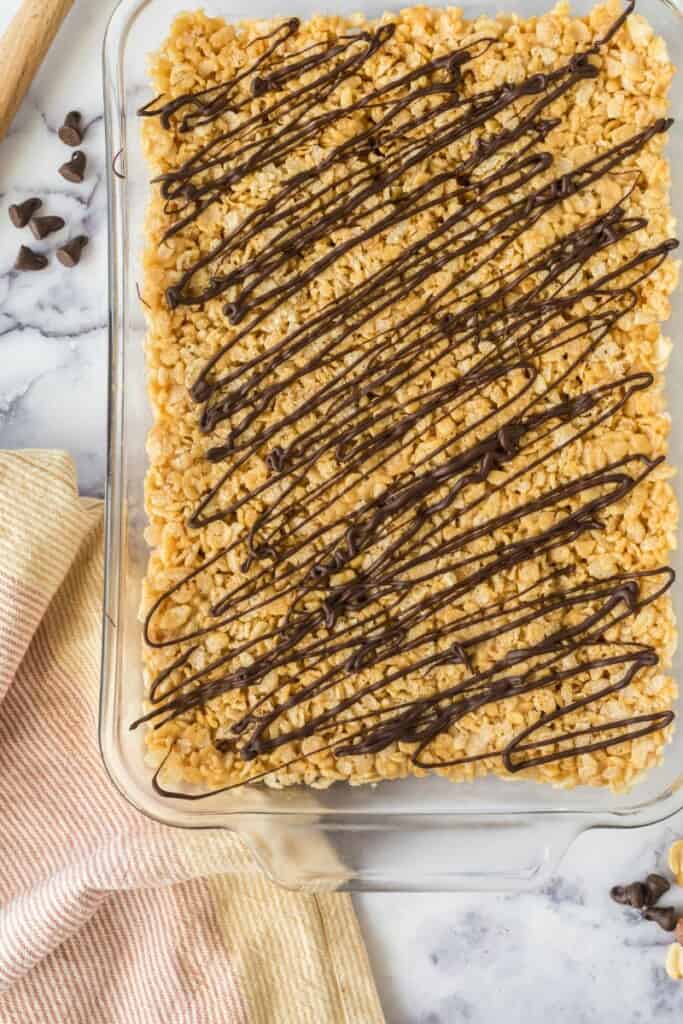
[[136, 0, 679, 794]]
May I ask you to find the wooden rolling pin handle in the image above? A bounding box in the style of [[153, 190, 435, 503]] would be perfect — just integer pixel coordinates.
[[0, 0, 74, 142]]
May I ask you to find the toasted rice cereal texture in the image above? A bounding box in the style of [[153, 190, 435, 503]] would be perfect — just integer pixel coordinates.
[[140, 1, 679, 793]]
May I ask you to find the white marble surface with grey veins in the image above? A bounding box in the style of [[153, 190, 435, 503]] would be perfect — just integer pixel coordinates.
[[2, 1, 683, 1021]]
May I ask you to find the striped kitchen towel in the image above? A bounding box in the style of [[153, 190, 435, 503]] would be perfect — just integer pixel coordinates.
[[0, 450, 384, 1024]]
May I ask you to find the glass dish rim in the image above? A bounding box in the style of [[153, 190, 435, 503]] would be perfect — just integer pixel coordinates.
[[100, 0, 683, 850]]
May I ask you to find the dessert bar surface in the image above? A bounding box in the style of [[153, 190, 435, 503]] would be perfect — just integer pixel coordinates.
[[137, 0, 679, 794]]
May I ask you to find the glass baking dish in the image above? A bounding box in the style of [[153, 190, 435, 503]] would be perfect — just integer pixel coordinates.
[[101, 0, 683, 891]]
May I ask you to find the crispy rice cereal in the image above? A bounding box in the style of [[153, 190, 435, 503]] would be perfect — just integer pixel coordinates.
[[139, 1, 679, 793]]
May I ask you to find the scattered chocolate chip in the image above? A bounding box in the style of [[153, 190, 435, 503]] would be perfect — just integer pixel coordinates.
[[8, 197, 42, 228], [644, 873, 671, 906], [629, 883, 649, 909], [643, 906, 678, 932], [610, 885, 628, 905], [15, 245, 48, 272], [29, 215, 65, 240], [58, 150, 86, 183], [610, 881, 649, 909], [58, 110, 83, 147], [56, 235, 89, 267]]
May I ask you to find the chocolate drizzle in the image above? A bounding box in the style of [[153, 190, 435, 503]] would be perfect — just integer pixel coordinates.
[[136, 2, 678, 793]]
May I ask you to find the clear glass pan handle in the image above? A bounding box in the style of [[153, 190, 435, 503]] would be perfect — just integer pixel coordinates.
[[238, 815, 584, 891]]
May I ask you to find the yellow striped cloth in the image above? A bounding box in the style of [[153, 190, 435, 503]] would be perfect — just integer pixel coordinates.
[[0, 450, 384, 1024]]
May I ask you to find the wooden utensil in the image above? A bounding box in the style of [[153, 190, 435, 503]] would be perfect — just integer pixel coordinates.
[[0, 0, 74, 142]]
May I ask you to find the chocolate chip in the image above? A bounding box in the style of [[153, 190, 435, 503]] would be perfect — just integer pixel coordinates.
[[29, 215, 65, 240], [610, 881, 648, 908], [643, 906, 678, 932], [58, 111, 83, 147], [15, 246, 48, 272], [56, 235, 89, 267], [628, 883, 649, 909], [58, 151, 86, 183], [610, 885, 630, 906], [8, 197, 42, 228], [644, 873, 671, 905], [214, 737, 234, 753], [611, 874, 672, 911]]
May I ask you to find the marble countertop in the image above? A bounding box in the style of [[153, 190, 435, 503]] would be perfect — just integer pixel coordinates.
[[2, 1, 683, 1020]]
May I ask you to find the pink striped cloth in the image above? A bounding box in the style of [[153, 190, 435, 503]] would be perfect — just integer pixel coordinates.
[[0, 451, 384, 1024]]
